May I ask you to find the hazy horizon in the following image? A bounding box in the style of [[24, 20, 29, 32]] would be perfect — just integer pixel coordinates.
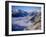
[[12, 6, 41, 12]]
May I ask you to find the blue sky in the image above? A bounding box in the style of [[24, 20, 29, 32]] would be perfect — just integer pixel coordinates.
[[12, 6, 41, 12]]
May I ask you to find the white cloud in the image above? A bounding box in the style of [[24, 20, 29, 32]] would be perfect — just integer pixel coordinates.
[[12, 16, 33, 27]]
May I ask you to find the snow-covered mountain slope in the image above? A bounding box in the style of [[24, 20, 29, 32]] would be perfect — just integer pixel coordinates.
[[12, 9, 41, 31]]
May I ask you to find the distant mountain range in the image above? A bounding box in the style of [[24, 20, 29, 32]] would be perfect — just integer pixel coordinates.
[[12, 9, 40, 17]]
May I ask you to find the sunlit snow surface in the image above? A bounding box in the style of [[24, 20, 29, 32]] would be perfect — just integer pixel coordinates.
[[12, 6, 41, 31]]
